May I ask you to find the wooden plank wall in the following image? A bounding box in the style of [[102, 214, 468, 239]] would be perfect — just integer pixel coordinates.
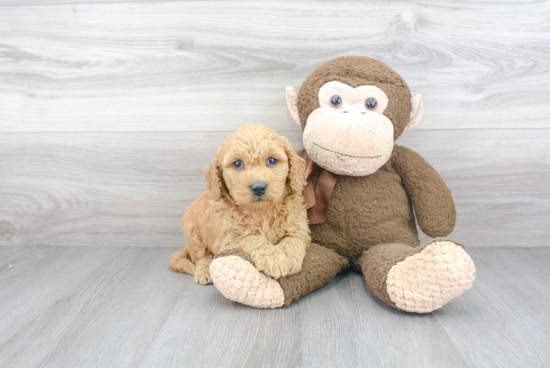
[[1, 1, 549, 247]]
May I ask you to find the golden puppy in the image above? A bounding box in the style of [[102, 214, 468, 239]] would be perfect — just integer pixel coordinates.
[[168, 124, 310, 284]]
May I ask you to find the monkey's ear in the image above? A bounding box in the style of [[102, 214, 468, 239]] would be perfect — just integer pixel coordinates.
[[404, 94, 423, 132], [286, 87, 301, 126]]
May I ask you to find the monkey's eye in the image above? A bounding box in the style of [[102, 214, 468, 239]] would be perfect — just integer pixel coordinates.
[[232, 160, 244, 170], [267, 157, 278, 166], [365, 98, 377, 110], [330, 95, 342, 108]]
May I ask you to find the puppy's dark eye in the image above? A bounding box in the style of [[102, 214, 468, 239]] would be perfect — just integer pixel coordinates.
[[365, 98, 377, 110], [330, 95, 342, 108], [232, 160, 244, 170], [267, 157, 278, 166]]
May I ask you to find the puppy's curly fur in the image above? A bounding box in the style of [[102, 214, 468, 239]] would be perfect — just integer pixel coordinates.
[[169, 124, 310, 284]]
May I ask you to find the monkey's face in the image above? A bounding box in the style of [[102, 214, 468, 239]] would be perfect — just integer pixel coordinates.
[[286, 56, 423, 177], [302, 81, 394, 176]]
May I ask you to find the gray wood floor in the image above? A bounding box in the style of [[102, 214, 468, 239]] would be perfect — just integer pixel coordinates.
[[1, 246, 549, 368]]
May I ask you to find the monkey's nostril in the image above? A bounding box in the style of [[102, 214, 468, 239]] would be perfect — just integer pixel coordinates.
[[250, 181, 267, 197]]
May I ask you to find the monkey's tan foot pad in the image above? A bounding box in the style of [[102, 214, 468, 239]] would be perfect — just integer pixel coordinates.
[[386, 240, 476, 313], [210, 255, 285, 309]]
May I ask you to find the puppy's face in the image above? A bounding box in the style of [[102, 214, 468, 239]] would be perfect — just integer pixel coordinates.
[[222, 138, 289, 209], [206, 125, 306, 210]]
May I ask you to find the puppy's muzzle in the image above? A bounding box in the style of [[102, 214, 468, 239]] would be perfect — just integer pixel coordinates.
[[250, 181, 267, 197]]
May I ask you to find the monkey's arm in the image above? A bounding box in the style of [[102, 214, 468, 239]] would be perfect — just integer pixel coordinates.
[[392, 145, 456, 237]]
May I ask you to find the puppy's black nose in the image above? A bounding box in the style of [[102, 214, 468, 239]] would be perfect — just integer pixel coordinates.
[[250, 181, 267, 197]]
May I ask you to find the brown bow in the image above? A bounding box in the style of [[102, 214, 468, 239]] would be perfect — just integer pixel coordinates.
[[304, 161, 338, 225]]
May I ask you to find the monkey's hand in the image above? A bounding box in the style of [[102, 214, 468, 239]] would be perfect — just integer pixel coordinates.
[[393, 145, 456, 237]]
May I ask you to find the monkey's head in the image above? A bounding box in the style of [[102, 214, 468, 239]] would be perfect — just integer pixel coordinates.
[[286, 56, 423, 176]]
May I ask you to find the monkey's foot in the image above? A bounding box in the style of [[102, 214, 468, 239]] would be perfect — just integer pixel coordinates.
[[386, 239, 476, 313], [210, 250, 285, 309]]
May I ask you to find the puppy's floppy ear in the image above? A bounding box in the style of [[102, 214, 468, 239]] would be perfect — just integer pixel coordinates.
[[204, 149, 227, 201], [280, 136, 307, 196]]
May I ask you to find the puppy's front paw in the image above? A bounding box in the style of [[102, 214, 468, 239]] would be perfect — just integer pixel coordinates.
[[252, 247, 292, 279], [194, 265, 213, 285]]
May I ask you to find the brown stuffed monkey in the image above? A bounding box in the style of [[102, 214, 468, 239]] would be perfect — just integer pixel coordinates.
[[209, 56, 476, 313]]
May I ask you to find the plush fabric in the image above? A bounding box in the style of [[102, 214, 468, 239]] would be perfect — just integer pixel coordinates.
[[358, 238, 474, 312], [211, 249, 285, 309], [392, 145, 456, 237], [296, 56, 412, 141], [384, 239, 476, 313], [302, 80, 395, 176], [278, 243, 348, 306], [302, 148, 421, 262], [209, 56, 476, 313], [211, 245, 348, 308]]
